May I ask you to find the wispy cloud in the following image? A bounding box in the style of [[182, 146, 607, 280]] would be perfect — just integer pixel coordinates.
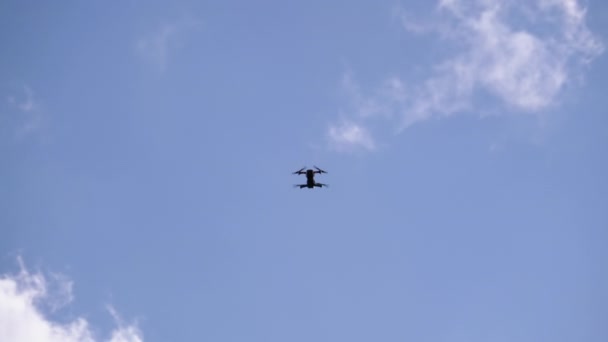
[[328, 0, 604, 151], [5, 84, 45, 141], [0, 257, 143, 342], [136, 24, 178, 71], [136, 18, 201, 71], [326, 73, 404, 151], [7, 85, 36, 112], [327, 120, 376, 152]]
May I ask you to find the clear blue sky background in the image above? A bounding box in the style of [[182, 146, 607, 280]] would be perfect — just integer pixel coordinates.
[[1, 1, 607, 341]]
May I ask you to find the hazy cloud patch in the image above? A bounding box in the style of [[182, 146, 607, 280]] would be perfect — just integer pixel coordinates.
[[4, 84, 45, 141], [136, 18, 201, 71], [7, 85, 36, 113]]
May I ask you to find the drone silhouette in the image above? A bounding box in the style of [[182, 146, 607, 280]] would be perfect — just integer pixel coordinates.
[[293, 166, 328, 189]]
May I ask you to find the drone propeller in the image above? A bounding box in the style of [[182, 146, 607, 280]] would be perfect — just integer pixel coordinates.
[[292, 166, 306, 174], [313, 165, 327, 174]]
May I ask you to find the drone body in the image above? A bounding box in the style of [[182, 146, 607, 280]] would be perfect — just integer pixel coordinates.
[[293, 166, 328, 189]]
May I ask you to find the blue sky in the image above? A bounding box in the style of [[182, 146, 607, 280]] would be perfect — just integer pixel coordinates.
[[1, 1, 607, 341]]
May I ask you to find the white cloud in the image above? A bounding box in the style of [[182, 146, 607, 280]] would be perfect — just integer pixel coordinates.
[[0, 258, 143, 342], [426, 0, 601, 114], [411, 0, 604, 118], [329, 0, 603, 151], [422, 0, 603, 116]]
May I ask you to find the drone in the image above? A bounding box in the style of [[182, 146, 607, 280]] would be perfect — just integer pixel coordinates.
[[293, 166, 328, 189]]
